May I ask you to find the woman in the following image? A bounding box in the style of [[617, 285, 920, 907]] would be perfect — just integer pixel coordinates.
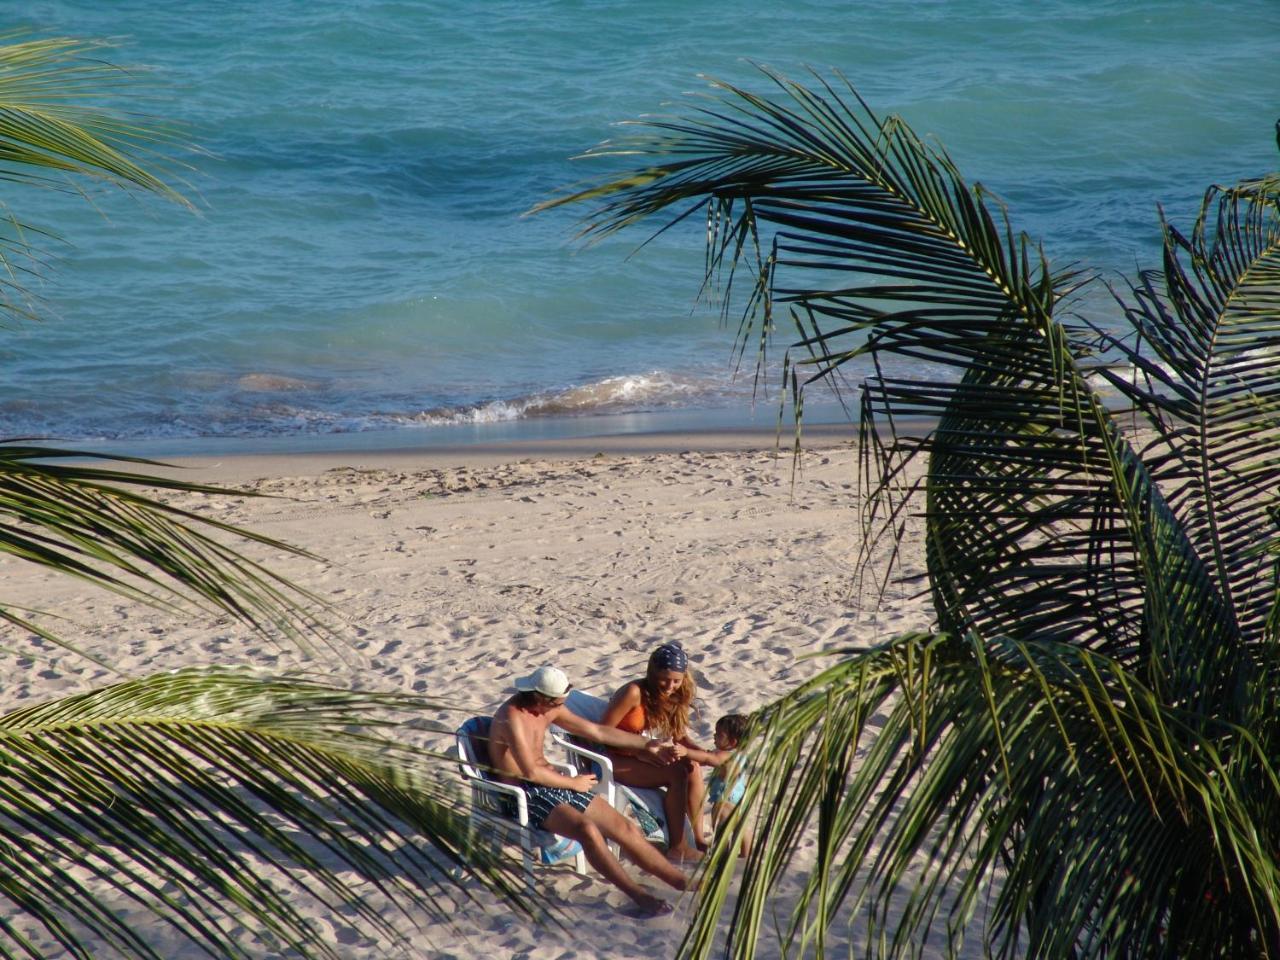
[[601, 642, 718, 860]]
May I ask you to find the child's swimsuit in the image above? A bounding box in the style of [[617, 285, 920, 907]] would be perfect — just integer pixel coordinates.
[[708, 768, 746, 805]]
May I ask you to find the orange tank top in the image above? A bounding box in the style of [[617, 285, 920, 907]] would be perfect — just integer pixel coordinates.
[[616, 703, 646, 734]]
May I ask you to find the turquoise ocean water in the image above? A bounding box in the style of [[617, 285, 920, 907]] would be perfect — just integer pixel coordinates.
[[6, 1, 1278, 454]]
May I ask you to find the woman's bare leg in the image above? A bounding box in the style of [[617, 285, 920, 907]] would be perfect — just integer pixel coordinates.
[[608, 753, 701, 861], [684, 760, 708, 850]]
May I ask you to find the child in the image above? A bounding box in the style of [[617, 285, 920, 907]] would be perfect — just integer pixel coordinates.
[[706, 713, 752, 857]]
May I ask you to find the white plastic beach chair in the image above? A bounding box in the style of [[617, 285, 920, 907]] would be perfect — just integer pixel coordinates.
[[552, 690, 674, 845], [453, 716, 588, 885]]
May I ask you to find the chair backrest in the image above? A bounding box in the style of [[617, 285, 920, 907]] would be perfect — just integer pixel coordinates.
[[564, 689, 608, 723], [457, 715, 493, 777], [556, 690, 608, 763], [557, 691, 625, 781]]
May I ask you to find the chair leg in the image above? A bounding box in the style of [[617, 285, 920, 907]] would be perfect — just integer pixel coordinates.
[[452, 810, 483, 882], [520, 831, 536, 891]]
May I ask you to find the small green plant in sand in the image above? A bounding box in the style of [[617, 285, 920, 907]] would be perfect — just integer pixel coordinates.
[[544, 69, 1280, 958]]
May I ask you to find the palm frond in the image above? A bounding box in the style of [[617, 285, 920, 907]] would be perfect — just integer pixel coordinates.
[[1092, 183, 1280, 648], [0, 442, 333, 655], [537, 68, 1062, 382], [680, 635, 1280, 960], [0, 34, 189, 327], [547, 69, 1280, 958], [0, 34, 186, 199], [0, 666, 536, 959], [547, 66, 1248, 705], [0, 36, 331, 656]]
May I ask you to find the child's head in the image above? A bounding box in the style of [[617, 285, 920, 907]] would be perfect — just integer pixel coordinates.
[[714, 713, 750, 750]]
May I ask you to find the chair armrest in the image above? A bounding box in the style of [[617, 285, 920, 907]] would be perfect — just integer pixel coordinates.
[[464, 776, 529, 826], [550, 732, 618, 807], [556, 736, 615, 777]]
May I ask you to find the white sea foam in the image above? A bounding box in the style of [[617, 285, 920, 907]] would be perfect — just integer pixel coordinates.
[[402, 371, 711, 426]]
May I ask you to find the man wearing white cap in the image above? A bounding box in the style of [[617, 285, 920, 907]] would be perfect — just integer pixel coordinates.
[[489, 665, 692, 917]]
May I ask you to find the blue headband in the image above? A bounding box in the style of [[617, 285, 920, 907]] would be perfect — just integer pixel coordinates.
[[651, 642, 688, 673]]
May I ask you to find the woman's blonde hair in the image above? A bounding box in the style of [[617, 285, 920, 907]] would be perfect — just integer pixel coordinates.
[[641, 645, 696, 740]]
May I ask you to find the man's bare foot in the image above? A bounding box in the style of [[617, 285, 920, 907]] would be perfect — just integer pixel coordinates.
[[631, 894, 673, 918], [665, 844, 704, 864], [677, 872, 701, 893]]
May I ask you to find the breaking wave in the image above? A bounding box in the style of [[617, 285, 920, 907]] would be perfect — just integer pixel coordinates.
[[401, 371, 711, 426], [0, 370, 741, 442]]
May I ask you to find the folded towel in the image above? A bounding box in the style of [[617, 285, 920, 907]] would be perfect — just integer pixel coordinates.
[[626, 794, 665, 842], [539, 835, 583, 865]]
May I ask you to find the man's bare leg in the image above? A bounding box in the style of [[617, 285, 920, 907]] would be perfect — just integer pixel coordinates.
[[541, 803, 673, 916], [581, 796, 692, 889]]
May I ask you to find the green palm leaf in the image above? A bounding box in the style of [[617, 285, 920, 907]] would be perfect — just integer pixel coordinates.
[[0, 666, 534, 959], [0, 35, 546, 957], [680, 634, 1280, 959], [0, 35, 188, 325], [1093, 181, 1280, 648], [546, 67, 1246, 695], [0, 442, 332, 654], [0, 35, 184, 195], [546, 69, 1280, 957]]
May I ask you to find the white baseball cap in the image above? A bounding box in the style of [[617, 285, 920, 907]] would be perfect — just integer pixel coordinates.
[[514, 665, 572, 699]]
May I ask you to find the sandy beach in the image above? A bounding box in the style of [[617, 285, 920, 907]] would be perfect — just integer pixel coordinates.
[[0, 428, 937, 958]]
